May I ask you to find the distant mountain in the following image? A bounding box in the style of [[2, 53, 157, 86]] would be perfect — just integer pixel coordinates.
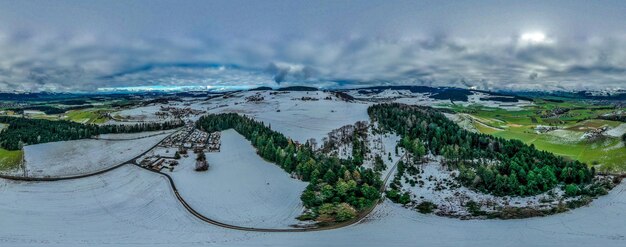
[[347, 86, 473, 101], [250, 86, 273, 91], [509, 90, 626, 101], [276, 86, 318, 91]]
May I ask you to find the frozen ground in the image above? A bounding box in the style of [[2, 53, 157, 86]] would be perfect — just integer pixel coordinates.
[[165, 129, 308, 228], [445, 113, 479, 133], [22, 131, 170, 177], [111, 105, 175, 123], [398, 160, 575, 217], [206, 91, 371, 143], [606, 123, 626, 138], [0, 163, 624, 246], [95, 129, 177, 140], [352, 90, 533, 110]]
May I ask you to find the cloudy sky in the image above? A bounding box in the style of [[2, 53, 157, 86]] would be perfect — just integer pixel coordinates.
[[0, 0, 625, 92]]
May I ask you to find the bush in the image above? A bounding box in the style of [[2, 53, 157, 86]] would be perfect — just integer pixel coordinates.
[[416, 201, 437, 214], [316, 203, 357, 222], [398, 192, 412, 205], [565, 184, 580, 197], [386, 189, 400, 202], [465, 200, 484, 216], [335, 203, 357, 221]]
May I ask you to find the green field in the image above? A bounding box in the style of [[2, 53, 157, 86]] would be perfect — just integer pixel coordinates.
[[64, 109, 111, 124], [0, 124, 23, 171], [450, 101, 626, 173], [0, 148, 23, 171]]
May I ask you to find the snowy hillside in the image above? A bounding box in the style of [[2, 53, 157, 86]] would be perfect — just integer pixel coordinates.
[[165, 129, 309, 228], [22, 131, 172, 177], [0, 164, 625, 246]]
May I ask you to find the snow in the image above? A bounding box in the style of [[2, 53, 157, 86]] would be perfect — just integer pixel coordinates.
[[112, 105, 173, 122], [3, 91, 624, 245], [0, 165, 625, 246], [95, 129, 177, 140], [398, 160, 571, 216], [606, 123, 626, 138], [0, 165, 250, 246], [165, 129, 309, 228], [23, 110, 45, 115], [546, 129, 585, 143], [445, 113, 479, 133], [104, 91, 369, 144], [22, 131, 171, 177], [377, 91, 533, 110], [206, 91, 371, 143], [465, 92, 533, 110]]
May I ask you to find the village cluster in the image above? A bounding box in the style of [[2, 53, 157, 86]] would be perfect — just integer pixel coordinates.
[[138, 122, 221, 172], [154, 106, 207, 119]]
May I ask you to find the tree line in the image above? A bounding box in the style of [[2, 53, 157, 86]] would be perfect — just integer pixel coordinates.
[[368, 103, 593, 197], [196, 113, 382, 222], [0, 116, 183, 150]]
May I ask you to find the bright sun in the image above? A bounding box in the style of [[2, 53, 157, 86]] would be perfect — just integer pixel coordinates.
[[521, 32, 547, 43]]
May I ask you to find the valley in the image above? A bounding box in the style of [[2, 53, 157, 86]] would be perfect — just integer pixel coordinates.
[[0, 86, 624, 246]]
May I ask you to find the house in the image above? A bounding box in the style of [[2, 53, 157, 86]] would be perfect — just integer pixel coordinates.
[[195, 160, 208, 171]]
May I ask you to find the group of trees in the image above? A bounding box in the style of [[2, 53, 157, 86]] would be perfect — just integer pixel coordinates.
[[196, 113, 382, 222], [368, 103, 593, 197], [0, 116, 183, 150]]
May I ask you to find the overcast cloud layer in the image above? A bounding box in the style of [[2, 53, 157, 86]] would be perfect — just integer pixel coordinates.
[[0, 0, 625, 92]]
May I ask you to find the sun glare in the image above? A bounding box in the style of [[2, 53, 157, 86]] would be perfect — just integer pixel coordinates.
[[521, 32, 547, 43]]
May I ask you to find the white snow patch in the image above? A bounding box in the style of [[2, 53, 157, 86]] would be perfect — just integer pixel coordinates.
[[207, 91, 371, 143], [399, 161, 568, 216], [166, 129, 309, 228], [0, 163, 625, 246], [23, 132, 170, 177], [606, 123, 626, 138]]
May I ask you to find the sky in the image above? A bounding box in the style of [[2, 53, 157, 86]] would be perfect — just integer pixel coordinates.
[[0, 0, 625, 92]]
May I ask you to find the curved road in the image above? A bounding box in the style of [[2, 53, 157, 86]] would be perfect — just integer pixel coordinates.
[[134, 152, 405, 232], [0, 128, 404, 232], [0, 129, 180, 181]]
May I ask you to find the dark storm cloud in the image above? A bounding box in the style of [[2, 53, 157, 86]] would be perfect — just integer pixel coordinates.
[[266, 63, 318, 84], [0, 0, 624, 91]]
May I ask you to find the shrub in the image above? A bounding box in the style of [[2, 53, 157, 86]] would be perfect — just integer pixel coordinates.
[[565, 184, 580, 197], [335, 203, 357, 222], [416, 201, 437, 214]]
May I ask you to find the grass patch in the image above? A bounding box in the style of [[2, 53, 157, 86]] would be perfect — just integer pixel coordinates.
[[452, 101, 626, 172], [0, 148, 23, 171], [65, 109, 111, 124]]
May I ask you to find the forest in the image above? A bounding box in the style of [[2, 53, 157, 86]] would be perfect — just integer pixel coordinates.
[[368, 103, 594, 197], [196, 113, 382, 222], [0, 116, 183, 150]]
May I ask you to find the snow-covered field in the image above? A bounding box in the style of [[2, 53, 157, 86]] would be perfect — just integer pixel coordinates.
[[606, 123, 626, 138], [112, 105, 176, 122], [206, 91, 371, 143], [0, 163, 624, 246], [166, 129, 308, 228], [350, 90, 533, 110], [95, 129, 177, 140], [3, 90, 623, 245], [105, 91, 369, 144], [22, 131, 171, 177]]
